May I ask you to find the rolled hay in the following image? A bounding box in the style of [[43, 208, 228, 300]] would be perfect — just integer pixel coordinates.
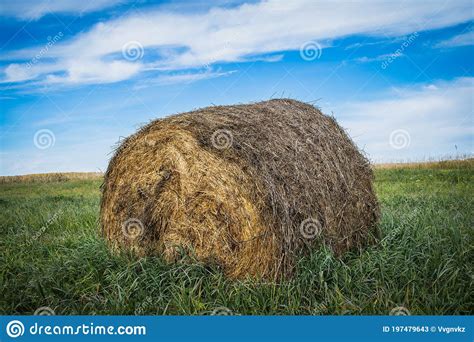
[[100, 99, 379, 279]]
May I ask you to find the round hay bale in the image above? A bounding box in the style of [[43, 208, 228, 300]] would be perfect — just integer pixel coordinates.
[[100, 99, 379, 279]]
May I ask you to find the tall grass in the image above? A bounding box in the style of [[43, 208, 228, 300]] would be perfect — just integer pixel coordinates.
[[0, 162, 472, 315]]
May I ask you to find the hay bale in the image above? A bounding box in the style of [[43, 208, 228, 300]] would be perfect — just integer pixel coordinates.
[[100, 99, 379, 279]]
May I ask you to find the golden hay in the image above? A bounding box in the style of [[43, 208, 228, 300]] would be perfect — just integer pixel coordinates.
[[100, 99, 379, 280]]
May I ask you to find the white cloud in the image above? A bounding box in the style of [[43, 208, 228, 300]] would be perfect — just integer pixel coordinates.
[[133, 68, 236, 89], [3, 62, 59, 82], [435, 28, 474, 48], [334, 77, 474, 162], [46, 59, 142, 84], [2, 0, 473, 86], [355, 53, 404, 63], [0, 0, 127, 19]]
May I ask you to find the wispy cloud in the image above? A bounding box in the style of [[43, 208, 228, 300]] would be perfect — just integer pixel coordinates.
[[2, 0, 473, 87], [133, 68, 236, 89], [344, 38, 401, 50], [435, 28, 474, 48], [0, 0, 128, 20], [355, 53, 404, 63]]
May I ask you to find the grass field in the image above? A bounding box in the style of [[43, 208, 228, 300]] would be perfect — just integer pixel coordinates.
[[0, 161, 473, 315]]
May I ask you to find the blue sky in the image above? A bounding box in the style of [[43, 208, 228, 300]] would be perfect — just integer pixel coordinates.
[[0, 0, 473, 175]]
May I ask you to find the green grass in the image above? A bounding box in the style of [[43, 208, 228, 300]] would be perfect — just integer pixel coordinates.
[[0, 166, 473, 315]]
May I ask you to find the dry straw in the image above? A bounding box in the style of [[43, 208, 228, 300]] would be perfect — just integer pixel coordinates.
[[100, 99, 379, 280]]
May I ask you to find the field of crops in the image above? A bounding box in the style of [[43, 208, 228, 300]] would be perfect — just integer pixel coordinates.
[[0, 161, 472, 315]]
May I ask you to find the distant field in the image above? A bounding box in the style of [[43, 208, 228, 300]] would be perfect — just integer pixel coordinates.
[[0, 160, 472, 315], [0, 172, 103, 184], [1, 159, 472, 183]]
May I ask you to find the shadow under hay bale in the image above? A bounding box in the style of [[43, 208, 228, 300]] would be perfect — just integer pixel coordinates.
[[100, 99, 380, 280]]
